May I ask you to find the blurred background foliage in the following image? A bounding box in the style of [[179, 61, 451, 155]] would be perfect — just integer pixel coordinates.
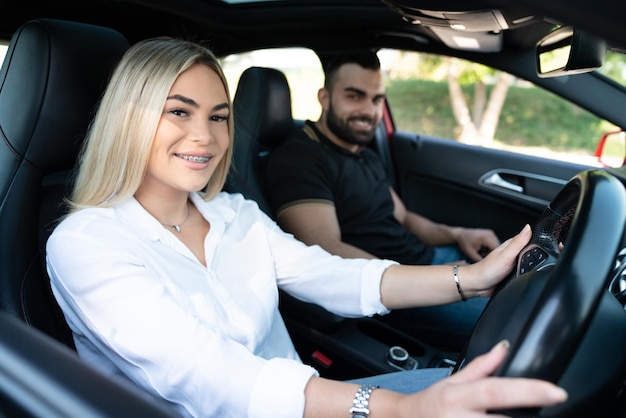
[[382, 50, 625, 153]]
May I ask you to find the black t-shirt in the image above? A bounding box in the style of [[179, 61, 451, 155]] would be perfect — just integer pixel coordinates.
[[265, 121, 434, 265]]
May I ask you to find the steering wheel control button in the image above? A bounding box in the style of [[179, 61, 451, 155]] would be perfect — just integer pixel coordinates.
[[386, 346, 418, 370], [532, 247, 547, 262], [519, 246, 549, 274]]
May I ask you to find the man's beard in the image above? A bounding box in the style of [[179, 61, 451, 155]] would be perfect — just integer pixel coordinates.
[[326, 103, 377, 147]]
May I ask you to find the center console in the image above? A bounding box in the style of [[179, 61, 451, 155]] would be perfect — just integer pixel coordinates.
[[279, 291, 458, 380]]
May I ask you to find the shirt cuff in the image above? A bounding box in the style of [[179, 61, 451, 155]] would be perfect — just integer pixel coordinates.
[[248, 358, 318, 418], [360, 259, 398, 316]]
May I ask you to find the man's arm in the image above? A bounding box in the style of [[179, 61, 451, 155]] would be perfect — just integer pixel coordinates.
[[390, 188, 500, 261], [390, 187, 458, 246], [278, 202, 377, 259]]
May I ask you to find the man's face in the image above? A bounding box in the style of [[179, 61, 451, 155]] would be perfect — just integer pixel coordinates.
[[324, 63, 386, 147]]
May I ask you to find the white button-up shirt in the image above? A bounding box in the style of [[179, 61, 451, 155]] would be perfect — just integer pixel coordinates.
[[46, 192, 396, 418]]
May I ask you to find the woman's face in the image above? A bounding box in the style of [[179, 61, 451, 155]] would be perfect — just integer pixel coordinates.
[[141, 63, 230, 197]]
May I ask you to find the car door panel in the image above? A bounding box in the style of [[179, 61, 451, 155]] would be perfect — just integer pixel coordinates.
[[388, 131, 594, 241]]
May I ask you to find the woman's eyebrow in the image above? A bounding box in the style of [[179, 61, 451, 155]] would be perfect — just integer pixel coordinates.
[[166, 95, 230, 113], [166, 94, 198, 107], [213, 102, 230, 112]]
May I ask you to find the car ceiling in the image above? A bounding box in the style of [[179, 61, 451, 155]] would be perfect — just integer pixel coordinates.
[[2, 0, 624, 50], [0, 0, 565, 56], [484, 0, 626, 51]]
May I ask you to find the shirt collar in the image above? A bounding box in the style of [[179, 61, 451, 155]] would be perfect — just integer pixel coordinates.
[[189, 191, 236, 224], [304, 120, 361, 159]]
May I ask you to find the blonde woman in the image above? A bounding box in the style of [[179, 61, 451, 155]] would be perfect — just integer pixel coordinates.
[[46, 37, 566, 418]]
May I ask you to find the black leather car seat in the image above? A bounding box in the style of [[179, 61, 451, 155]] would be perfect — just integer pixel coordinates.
[[226, 66, 350, 334], [225, 66, 296, 215], [0, 19, 129, 348]]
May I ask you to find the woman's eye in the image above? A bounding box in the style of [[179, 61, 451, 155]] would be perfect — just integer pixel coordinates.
[[211, 114, 229, 122], [169, 108, 188, 117]]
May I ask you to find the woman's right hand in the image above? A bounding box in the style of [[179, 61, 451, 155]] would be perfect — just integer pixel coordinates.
[[396, 340, 567, 417], [462, 224, 532, 298]]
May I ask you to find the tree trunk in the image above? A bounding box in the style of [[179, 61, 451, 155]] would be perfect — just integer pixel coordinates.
[[447, 58, 477, 144], [472, 80, 486, 126], [476, 72, 513, 146]]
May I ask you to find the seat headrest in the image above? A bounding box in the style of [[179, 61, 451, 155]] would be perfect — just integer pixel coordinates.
[[0, 19, 129, 346], [233, 66, 293, 152], [0, 19, 129, 177]]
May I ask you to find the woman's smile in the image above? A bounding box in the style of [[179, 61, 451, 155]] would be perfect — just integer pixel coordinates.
[[175, 153, 210, 163], [174, 152, 212, 167]]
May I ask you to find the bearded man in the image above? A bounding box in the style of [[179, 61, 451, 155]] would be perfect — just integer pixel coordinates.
[[265, 49, 499, 351]]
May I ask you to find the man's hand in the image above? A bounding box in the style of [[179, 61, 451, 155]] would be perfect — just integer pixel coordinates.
[[455, 227, 501, 262]]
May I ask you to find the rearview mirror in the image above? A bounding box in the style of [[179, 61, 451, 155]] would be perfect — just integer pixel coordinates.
[[536, 26, 606, 78]]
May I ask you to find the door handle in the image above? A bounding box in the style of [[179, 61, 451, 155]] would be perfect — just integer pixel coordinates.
[[479, 169, 567, 206], [482, 172, 524, 193]]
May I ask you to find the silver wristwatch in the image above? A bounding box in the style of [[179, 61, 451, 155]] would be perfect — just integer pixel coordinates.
[[349, 384, 379, 418]]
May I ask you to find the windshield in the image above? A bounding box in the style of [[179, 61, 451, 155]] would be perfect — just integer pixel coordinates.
[[597, 49, 626, 88]]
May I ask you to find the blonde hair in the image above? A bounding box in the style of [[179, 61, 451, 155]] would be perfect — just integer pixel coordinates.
[[68, 37, 233, 212]]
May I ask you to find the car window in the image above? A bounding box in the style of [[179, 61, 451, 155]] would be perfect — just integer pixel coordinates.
[[379, 48, 619, 167], [0, 43, 7, 64], [221, 46, 620, 167], [220, 47, 323, 121], [597, 50, 626, 88]]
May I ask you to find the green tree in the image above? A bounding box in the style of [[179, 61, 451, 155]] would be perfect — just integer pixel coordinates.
[[446, 57, 512, 146], [382, 50, 513, 146]]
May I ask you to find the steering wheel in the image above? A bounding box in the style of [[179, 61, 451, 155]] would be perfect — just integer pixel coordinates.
[[452, 169, 626, 418]]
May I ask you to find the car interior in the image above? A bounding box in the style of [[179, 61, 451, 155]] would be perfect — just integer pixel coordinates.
[[225, 52, 626, 416], [0, 17, 459, 416], [1, 0, 626, 416]]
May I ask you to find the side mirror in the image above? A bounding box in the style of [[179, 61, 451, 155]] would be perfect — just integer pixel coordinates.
[[536, 26, 606, 78], [595, 130, 626, 168]]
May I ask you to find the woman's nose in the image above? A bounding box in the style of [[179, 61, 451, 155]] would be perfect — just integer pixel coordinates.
[[190, 119, 212, 143]]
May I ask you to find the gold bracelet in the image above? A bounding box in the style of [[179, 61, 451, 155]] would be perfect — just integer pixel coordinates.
[[453, 264, 467, 302]]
